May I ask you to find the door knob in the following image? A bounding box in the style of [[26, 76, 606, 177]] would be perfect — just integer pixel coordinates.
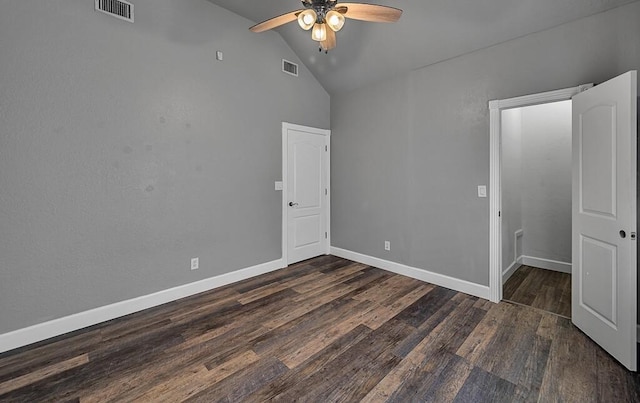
[[289, 202, 298, 207], [620, 230, 627, 238]]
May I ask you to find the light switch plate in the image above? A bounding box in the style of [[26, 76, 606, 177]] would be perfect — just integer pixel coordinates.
[[478, 185, 487, 198], [275, 181, 283, 191]]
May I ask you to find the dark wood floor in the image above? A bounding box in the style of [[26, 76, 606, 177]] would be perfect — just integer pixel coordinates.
[[0, 256, 638, 402], [503, 265, 572, 318]]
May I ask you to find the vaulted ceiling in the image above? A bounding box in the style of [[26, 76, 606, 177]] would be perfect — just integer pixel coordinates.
[[208, 0, 636, 94]]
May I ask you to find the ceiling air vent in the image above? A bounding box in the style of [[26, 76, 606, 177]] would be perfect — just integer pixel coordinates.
[[282, 59, 299, 77], [95, 0, 134, 23]]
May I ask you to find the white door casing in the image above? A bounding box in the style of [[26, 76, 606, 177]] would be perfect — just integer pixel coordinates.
[[571, 71, 637, 371], [282, 123, 330, 265]]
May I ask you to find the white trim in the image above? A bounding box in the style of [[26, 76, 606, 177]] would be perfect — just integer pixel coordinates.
[[520, 255, 572, 274], [325, 135, 331, 255], [502, 258, 522, 284], [0, 258, 285, 354], [330, 247, 490, 300], [281, 122, 331, 265], [489, 106, 502, 303], [637, 325, 640, 343], [488, 84, 593, 110], [488, 83, 593, 303], [282, 126, 289, 265]]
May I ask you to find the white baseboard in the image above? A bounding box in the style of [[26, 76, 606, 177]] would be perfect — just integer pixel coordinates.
[[502, 258, 522, 284], [330, 247, 490, 300], [520, 255, 571, 274], [0, 258, 285, 354]]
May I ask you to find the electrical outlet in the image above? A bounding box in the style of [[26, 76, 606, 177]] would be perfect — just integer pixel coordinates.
[[191, 257, 199, 270], [384, 241, 390, 251]]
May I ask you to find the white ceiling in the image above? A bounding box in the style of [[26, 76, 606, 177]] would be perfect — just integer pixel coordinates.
[[208, 0, 635, 94]]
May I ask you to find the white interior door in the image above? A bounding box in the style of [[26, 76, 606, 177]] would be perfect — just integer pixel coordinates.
[[285, 125, 329, 264], [572, 71, 637, 371]]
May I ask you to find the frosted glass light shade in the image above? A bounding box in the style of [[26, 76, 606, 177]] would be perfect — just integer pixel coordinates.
[[297, 9, 317, 30], [311, 23, 327, 42], [326, 10, 345, 32]]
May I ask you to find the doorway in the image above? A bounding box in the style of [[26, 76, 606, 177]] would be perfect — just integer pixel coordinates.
[[487, 84, 592, 303], [281, 122, 331, 265], [488, 71, 637, 371], [500, 100, 572, 318]]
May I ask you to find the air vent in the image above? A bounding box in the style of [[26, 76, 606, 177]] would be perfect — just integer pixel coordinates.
[[282, 59, 298, 77], [95, 0, 134, 23]]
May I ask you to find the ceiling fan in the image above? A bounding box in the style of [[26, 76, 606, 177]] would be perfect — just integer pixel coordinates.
[[249, 0, 402, 53]]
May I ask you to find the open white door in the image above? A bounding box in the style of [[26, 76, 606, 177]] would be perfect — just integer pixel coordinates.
[[572, 71, 637, 371], [284, 124, 330, 265]]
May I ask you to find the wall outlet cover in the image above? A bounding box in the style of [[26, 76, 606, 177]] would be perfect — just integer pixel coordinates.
[[478, 185, 487, 198]]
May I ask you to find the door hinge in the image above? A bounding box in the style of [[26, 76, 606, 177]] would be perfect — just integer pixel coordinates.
[[325, 145, 328, 152], [325, 188, 327, 195], [498, 211, 501, 217], [325, 232, 327, 239]]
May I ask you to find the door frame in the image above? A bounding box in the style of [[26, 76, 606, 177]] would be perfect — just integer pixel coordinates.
[[282, 122, 331, 265], [487, 84, 593, 302]]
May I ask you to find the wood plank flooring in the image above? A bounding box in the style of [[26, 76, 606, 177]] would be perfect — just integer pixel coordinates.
[[503, 265, 572, 318], [1, 255, 638, 402]]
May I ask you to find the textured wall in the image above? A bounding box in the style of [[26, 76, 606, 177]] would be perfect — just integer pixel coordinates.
[[501, 108, 523, 271], [0, 0, 329, 334], [331, 2, 640, 286], [501, 102, 572, 270], [521, 101, 572, 263], [330, 76, 411, 265]]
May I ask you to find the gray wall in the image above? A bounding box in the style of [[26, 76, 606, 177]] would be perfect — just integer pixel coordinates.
[[0, 0, 329, 334], [501, 108, 523, 271], [331, 1, 640, 286], [501, 101, 572, 272], [521, 101, 572, 263]]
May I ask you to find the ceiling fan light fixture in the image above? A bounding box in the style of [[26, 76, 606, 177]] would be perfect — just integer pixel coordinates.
[[326, 10, 345, 32], [311, 23, 327, 42], [250, 1, 402, 52], [297, 9, 317, 30]]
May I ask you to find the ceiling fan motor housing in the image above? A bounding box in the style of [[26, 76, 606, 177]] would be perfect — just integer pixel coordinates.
[[302, 0, 338, 21]]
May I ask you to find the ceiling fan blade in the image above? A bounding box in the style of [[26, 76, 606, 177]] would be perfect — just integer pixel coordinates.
[[249, 10, 302, 33], [321, 28, 337, 51], [336, 3, 402, 23]]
